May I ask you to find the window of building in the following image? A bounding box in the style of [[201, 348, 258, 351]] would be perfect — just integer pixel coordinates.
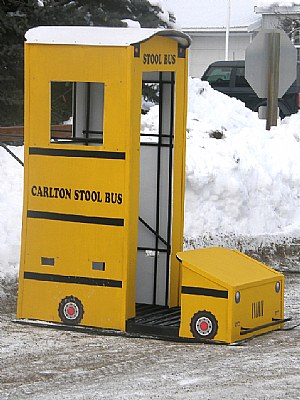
[[50, 81, 104, 146]]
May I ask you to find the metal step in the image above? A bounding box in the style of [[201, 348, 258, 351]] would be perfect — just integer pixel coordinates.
[[126, 303, 181, 338]]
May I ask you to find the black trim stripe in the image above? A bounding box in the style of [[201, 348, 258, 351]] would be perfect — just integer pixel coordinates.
[[181, 286, 228, 299], [24, 272, 122, 288], [27, 210, 124, 227], [29, 147, 125, 160]]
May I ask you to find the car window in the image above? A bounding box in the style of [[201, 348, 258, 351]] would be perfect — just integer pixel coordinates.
[[235, 67, 249, 87], [204, 67, 232, 86]]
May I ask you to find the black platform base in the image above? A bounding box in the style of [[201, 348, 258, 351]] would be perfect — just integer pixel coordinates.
[[126, 303, 181, 338], [15, 303, 253, 344]]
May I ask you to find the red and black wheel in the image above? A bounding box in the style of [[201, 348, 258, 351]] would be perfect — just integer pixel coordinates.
[[58, 296, 84, 325], [190, 310, 218, 340]]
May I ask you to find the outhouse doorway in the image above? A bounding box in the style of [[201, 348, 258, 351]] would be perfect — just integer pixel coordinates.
[[136, 71, 176, 306]]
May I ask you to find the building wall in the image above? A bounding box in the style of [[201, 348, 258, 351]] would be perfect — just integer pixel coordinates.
[[187, 34, 252, 78]]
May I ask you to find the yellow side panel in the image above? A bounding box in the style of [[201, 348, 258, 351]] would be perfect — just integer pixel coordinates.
[[179, 266, 228, 341], [20, 280, 123, 330], [180, 295, 228, 341], [27, 156, 125, 219], [18, 43, 131, 330], [26, 44, 128, 150], [23, 219, 124, 279]]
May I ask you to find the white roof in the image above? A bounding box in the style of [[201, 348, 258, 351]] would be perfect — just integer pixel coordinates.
[[25, 26, 191, 48]]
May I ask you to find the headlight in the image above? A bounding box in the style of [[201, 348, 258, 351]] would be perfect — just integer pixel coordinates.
[[275, 281, 281, 293], [235, 291, 241, 304]]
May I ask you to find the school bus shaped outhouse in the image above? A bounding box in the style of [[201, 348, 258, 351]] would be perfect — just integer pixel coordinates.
[[17, 27, 287, 344], [17, 26, 191, 332]]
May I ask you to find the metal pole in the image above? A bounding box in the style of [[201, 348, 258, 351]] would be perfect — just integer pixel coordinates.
[[266, 32, 280, 130], [225, 0, 231, 60]]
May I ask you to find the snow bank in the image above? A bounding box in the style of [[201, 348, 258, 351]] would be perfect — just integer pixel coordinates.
[[183, 79, 300, 238], [1, 78, 300, 280], [0, 146, 23, 283]]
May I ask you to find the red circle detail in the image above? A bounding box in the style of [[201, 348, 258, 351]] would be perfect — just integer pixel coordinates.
[[67, 305, 76, 316], [200, 321, 209, 331]]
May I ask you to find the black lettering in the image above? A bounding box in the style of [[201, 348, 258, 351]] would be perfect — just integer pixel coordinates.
[[117, 193, 123, 205], [163, 54, 176, 65], [74, 190, 79, 200], [37, 186, 43, 196], [143, 53, 164, 65], [105, 192, 110, 203], [53, 188, 59, 198], [79, 190, 85, 201], [43, 187, 49, 197], [59, 188, 65, 199], [85, 190, 90, 201], [65, 188, 71, 200], [144, 54, 151, 64], [97, 191, 102, 203], [49, 187, 54, 198], [91, 191, 97, 202], [111, 193, 117, 204], [31, 185, 37, 196]]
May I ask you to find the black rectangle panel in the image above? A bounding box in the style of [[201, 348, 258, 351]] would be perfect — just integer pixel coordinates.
[[24, 271, 122, 288], [181, 286, 228, 299], [27, 210, 124, 227], [29, 147, 125, 160]]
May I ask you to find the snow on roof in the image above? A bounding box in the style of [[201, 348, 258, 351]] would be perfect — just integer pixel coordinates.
[[166, 0, 260, 30], [256, 3, 300, 13], [25, 26, 191, 48], [256, 0, 300, 7]]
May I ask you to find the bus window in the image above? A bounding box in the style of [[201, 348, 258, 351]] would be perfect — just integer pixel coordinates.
[[50, 81, 104, 146]]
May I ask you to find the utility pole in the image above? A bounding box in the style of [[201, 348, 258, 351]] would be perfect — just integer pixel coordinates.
[[225, 0, 231, 60]]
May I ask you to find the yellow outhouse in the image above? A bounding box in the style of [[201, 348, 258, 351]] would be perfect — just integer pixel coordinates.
[[17, 27, 191, 332]]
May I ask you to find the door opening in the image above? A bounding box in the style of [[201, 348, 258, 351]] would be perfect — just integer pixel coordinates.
[[136, 71, 175, 306]]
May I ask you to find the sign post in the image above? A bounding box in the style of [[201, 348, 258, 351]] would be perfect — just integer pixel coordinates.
[[266, 32, 280, 130], [245, 29, 297, 130]]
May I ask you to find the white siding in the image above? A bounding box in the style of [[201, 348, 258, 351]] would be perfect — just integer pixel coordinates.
[[188, 34, 252, 77]]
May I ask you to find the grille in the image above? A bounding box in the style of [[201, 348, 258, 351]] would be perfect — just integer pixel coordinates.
[[252, 300, 264, 319]]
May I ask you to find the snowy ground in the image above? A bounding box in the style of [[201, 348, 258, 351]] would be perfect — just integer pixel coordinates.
[[0, 271, 299, 400]]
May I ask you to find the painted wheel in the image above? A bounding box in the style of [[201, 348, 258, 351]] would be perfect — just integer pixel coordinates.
[[58, 296, 84, 325], [190, 310, 218, 340]]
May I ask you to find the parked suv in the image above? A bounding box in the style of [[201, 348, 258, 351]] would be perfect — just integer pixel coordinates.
[[201, 60, 300, 118]]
